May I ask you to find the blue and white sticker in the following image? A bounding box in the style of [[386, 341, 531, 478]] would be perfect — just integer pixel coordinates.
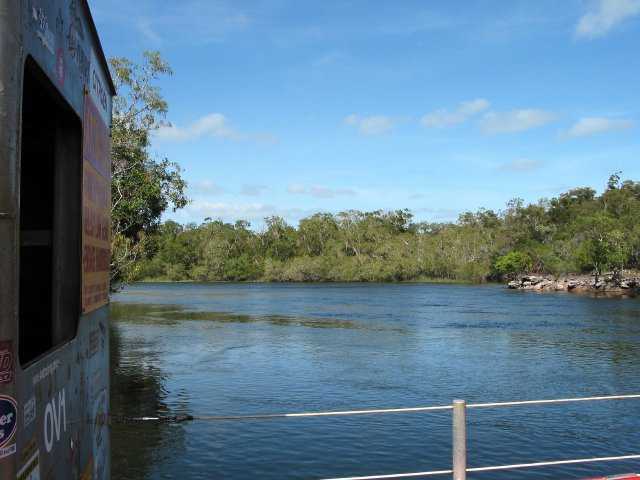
[[0, 443, 15, 460], [0, 395, 18, 448], [23, 396, 36, 428]]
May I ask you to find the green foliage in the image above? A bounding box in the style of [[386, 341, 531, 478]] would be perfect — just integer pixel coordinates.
[[129, 173, 639, 284], [570, 213, 628, 279], [494, 252, 533, 276], [109, 52, 188, 292], [548, 187, 597, 229]]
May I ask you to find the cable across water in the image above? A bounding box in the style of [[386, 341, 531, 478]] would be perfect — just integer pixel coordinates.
[[118, 392, 640, 423], [115, 393, 640, 479]]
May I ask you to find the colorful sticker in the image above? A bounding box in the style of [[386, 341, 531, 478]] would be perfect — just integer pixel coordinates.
[[23, 397, 36, 428], [17, 449, 40, 480], [0, 340, 13, 384], [0, 396, 17, 448], [0, 443, 16, 460]]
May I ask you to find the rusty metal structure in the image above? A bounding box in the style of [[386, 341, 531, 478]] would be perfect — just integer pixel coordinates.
[[0, 1, 114, 478]]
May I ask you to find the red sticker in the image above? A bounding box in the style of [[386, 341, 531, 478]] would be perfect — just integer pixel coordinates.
[[0, 341, 13, 385]]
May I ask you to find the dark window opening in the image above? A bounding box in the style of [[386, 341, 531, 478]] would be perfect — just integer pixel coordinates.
[[19, 57, 82, 366]]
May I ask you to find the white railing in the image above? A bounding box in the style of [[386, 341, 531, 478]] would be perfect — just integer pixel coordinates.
[[323, 395, 640, 480], [194, 394, 640, 480]]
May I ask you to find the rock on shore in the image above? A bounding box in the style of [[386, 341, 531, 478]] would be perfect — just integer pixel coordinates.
[[507, 274, 639, 295]]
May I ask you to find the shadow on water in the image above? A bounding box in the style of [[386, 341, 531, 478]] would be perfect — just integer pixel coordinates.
[[110, 307, 188, 480], [110, 300, 387, 330]]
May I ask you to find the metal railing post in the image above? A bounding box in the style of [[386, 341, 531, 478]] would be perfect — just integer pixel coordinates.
[[452, 399, 467, 480]]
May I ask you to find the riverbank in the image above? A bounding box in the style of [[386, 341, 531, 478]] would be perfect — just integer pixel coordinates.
[[507, 274, 639, 296]]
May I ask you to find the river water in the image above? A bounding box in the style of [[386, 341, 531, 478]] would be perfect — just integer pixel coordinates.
[[109, 282, 640, 479]]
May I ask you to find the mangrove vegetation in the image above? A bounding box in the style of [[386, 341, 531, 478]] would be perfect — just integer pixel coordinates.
[[131, 173, 640, 283]]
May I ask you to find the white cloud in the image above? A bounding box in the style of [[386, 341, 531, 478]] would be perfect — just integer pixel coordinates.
[[562, 116, 635, 137], [185, 200, 301, 224], [335, 187, 356, 196], [288, 184, 356, 198], [242, 184, 268, 196], [345, 114, 406, 135], [480, 109, 559, 134], [172, 199, 327, 227], [576, 0, 640, 38], [421, 98, 490, 128], [193, 180, 223, 195], [308, 187, 334, 198], [155, 113, 274, 143], [499, 158, 542, 172], [137, 20, 162, 44]]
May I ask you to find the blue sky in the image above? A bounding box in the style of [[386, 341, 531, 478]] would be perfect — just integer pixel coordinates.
[[91, 0, 640, 229]]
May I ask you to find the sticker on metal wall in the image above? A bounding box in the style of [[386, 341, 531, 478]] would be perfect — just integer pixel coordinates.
[[0, 340, 14, 384], [0, 395, 17, 449], [16, 449, 40, 480], [0, 443, 16, 460], [19, 436, 38, 466], [31, 5, 55, 54], [23, 396, 36, 429]]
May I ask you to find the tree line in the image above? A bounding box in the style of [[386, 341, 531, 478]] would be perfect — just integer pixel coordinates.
[[107, 52, 639, 288], [132, 174, 640, 283]]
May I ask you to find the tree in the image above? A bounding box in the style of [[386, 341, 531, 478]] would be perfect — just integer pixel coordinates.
[[261, 216, 296, 261], [571, 213, 628, 281], [548, 187, 597, 228], [109, 51, 188, 292], [494, 251, 532, 277], [297, 213, 339, 257]]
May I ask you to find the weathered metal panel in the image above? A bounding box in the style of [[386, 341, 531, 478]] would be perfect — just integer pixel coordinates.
[[1, 0, 114, 478], [16, 307, 110, 480], [21, 0, 115, 118], [0, 0, 21, 215], [23, 0, 90, 118], [0, 3, 22, 478]]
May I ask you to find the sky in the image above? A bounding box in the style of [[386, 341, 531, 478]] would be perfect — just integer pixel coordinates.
[[90, 0, 640, 229]]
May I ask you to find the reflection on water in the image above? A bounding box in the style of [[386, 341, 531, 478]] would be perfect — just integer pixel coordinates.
[[110, 283, 640, 479], [110, 317, 188, 479], [111, 300, 390, 330]]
